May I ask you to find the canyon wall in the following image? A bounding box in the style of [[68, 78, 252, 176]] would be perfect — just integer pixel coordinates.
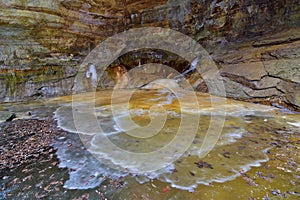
[[0, 0, 299, 109]]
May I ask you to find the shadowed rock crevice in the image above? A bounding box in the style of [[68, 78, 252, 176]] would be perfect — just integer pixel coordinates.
[[99, 49, 192, 89]]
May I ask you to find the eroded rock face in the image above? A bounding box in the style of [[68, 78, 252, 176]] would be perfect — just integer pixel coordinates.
[[0, 0, 299, 109], [213, 28, 300, 109]]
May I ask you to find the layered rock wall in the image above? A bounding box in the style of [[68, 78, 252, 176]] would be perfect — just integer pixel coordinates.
[[214, 28, 300, 109], [0, 0, 299, 109]]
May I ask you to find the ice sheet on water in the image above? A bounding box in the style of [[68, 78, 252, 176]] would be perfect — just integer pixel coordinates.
[[53, 90, 292, 191], [53, 133, 128, 190]]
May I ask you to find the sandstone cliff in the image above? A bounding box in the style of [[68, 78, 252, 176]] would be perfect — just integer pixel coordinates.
[[0, 0, 299, 109]]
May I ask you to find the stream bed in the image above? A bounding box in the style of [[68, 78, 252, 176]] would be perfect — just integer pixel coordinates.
[[0, 88, 299, 199]]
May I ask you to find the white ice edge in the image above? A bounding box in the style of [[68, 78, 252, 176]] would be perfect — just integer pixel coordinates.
[[287, 121, 300, 127], [164, 147, 271, 192]]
